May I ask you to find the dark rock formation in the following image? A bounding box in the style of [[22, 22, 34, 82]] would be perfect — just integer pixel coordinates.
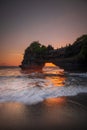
[[20, 35, 87, 71], [20, 41, 54, 69]]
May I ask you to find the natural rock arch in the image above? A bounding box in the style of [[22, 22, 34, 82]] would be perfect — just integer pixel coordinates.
[[20, 35, 87, 71]]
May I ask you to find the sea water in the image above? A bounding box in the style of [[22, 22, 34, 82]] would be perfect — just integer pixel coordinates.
[[0, 64, 87, 105], [0, 64, 87, 129]]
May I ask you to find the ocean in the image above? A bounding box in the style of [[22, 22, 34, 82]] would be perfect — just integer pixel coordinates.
[[0, 64, 87, 105], [0, 63, 87, 129]]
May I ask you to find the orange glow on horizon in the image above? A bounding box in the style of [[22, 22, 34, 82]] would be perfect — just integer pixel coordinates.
[[0, 53, 23, 66]]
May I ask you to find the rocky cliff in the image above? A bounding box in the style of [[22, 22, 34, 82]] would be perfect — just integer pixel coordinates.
[[20, 35, 87, 71]]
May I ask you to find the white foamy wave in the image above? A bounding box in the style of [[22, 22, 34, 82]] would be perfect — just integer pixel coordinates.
[[0, 67, 87, 105], [0, 75, 26, 79], [0, 78, 87, 105], [69, 72, 87, 77]]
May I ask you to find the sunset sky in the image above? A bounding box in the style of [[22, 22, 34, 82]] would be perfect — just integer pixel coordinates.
[[0, 0, 87, 66]]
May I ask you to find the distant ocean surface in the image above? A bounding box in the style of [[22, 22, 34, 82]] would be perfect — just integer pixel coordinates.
[[0, 64, 87, 105]]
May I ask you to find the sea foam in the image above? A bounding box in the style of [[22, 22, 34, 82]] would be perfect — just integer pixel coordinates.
[[0, 77, 87, 105]]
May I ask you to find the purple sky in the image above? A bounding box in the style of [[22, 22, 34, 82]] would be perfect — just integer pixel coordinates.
[[0, 0, 87, 66]]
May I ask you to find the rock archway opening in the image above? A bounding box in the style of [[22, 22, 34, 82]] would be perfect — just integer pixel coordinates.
[[44, 62, 57, 67]]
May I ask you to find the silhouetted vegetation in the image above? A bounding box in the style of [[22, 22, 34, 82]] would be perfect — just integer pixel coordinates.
[[54, 34, 87, 61], [78, 43, 87, 63], [64, 34, 87, 61]]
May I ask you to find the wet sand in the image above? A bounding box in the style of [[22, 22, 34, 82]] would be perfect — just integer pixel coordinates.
[[0, 93, 87, 130]]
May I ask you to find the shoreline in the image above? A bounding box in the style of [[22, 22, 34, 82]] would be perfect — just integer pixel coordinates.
[[0, 92, 87, 130], [66, 92, 87, 107]]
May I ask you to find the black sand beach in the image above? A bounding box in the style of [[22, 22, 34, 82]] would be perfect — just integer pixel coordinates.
[[0, 93, 87, 130]]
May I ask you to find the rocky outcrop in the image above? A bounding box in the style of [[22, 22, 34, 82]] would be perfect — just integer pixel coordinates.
[[20, 41, 54, 69], [20, 35, 87, 71]]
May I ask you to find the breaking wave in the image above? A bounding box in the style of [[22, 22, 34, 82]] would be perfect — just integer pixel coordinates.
[[0, 66, 87, 105]]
